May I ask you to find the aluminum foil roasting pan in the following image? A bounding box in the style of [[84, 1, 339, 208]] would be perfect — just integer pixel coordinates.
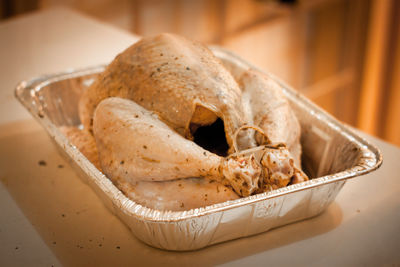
[[15, 47, 382, 251]]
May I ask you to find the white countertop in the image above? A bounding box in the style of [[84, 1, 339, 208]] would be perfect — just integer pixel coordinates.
[[0, 7, 399, 267]]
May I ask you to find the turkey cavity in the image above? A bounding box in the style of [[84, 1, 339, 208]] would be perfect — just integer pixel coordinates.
[[192, 118, 229, 157]]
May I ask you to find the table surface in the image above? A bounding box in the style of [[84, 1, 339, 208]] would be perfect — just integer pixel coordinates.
[[1, 7, 399, 267]]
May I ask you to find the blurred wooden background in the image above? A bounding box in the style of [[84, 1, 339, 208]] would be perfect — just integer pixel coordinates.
[[1, 0, 399, 146]]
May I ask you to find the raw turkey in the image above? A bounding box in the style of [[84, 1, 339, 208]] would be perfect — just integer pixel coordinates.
[[75, 33, 308, 209]]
